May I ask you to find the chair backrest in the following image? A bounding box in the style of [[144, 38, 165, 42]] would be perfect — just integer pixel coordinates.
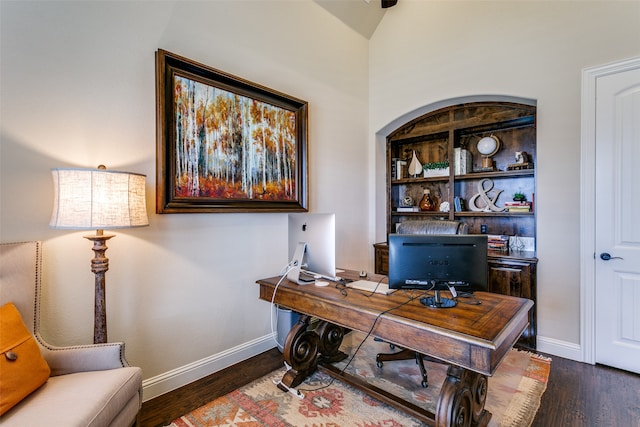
[[0, 241, 41, 335], [396, 220, 468, 235]]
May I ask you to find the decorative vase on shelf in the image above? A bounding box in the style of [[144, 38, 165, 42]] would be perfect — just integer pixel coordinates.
[[408, 151, 423, 177], [419, 189, 436, 211]]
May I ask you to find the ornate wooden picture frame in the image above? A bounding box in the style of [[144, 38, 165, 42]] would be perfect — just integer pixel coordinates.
[[156, 50, 308, 213]]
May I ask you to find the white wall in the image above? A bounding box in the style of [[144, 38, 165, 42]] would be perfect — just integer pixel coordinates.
[[369, 0, 640, 357], [3, 0, 639, 401], [0, 0, 371, 399]]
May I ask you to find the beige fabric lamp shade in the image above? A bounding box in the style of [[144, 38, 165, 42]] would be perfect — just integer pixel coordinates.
[[50, 167, 149, 230]]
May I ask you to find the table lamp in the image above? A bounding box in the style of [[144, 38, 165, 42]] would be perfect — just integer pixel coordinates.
[[49, 165, 149, 344]]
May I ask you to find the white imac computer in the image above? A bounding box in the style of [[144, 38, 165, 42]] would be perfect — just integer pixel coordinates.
[[287, 213, 337, 284]]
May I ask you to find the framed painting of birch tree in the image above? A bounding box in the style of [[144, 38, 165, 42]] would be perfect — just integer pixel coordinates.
[[156, 49, 308, 213]]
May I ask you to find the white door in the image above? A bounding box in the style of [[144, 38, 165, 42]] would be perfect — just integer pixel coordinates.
[[594, 62, 640, 374]]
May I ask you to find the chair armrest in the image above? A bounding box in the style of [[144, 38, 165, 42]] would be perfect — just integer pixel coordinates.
[[36, 334, 130, 376]]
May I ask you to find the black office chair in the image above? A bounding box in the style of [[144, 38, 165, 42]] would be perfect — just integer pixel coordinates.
[[376, 219, 467, 387]]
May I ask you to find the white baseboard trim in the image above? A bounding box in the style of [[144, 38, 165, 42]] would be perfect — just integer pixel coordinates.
[[142, 333, 278, 402], [536, 335, 585, 363], [142, 333, 589, 401]]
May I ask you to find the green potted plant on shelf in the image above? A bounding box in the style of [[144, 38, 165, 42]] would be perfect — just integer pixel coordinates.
[[513, 192, 526, 202], [423, 161, 450, 178]]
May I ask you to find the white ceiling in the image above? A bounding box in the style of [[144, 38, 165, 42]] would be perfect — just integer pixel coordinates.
[[314, 0, 388, 39]]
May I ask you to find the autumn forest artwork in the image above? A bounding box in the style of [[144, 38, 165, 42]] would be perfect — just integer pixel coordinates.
[[173, 75, 298, 201]]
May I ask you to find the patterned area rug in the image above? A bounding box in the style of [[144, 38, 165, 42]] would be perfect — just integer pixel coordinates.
[[169, 332, 551, 427]]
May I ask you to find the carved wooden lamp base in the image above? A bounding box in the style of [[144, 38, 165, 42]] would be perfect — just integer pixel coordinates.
[[84, 230, 114, 344]]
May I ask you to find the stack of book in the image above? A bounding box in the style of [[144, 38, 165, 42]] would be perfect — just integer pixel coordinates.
[[396, 206, 419, 212], [391, 158, 399, 180], [504, 201, 532, 212], [487, 234, 509, 251], [393, 159, 407, 180]]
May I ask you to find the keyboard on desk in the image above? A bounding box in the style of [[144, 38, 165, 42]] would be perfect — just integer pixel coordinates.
[[347, 280, 392, 295]]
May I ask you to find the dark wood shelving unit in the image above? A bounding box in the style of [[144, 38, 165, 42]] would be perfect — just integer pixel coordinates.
[[375, 101, 538, 349]]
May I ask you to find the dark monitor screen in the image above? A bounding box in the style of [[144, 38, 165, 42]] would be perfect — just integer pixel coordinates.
[[388, 234, 488, 293]]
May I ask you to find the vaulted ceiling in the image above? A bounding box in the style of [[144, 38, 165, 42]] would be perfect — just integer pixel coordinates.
[[313, 0, 389, 39]]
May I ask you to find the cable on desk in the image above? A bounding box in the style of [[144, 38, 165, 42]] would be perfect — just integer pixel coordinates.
[[334, 276, 392, 297]]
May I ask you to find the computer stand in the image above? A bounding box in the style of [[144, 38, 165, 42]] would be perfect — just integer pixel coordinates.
[[287, 242, 315, 285], [420, 284, 458, 308]]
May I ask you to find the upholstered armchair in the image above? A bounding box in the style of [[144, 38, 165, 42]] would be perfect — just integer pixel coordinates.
[[0, 241, 142, 426], [376, 220, 467, 387]]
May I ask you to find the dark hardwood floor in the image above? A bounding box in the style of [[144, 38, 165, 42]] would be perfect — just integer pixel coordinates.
[[140, 348, 640, 427], [532, 354, 640, 427]]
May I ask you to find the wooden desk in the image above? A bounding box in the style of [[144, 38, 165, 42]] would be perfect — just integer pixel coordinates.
[[374, 241, 538, 350], [257, 269, 533, 427]]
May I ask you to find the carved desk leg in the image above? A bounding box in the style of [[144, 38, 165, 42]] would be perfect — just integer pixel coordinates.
[[280, 316, 348, 389], [315, 321, 348, 364], [281, 315, 319, 389], [435, 365, 490, 427]]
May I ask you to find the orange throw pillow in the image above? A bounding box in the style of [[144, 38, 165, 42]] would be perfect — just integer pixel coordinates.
[[0, 302, 51, 416]]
